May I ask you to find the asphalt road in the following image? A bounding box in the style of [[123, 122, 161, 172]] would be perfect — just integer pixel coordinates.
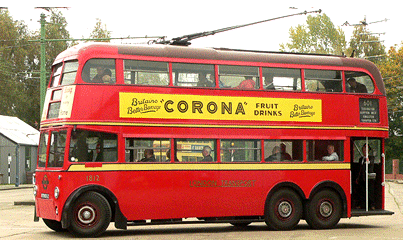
[[0, 181, 402, 239]]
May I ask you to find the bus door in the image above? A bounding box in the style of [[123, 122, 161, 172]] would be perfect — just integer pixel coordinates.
[[351, 138, 383, 212]]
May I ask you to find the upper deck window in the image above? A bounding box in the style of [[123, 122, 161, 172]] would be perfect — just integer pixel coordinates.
[[50, 63, 63, 87], [262, 68, 302, 91], [345, 71, 374, 94], [82, 59, 116, 84], [305, 70, 342, 93], [124, 60, 169, 86], [219, 65, 259, 89], [60, 61, 79, 86], [172, 63, 215, 87]]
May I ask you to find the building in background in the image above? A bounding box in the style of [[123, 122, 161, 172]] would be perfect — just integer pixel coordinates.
[[0, 115, 39, 185]]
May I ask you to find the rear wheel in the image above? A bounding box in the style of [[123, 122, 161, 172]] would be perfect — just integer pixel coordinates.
[[264, 188, 302, 230], [68, 191, 111, 237], [305, 189, 342, 229]]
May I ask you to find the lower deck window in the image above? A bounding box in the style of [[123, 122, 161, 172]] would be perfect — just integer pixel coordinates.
[[307, 140, 344, 161], [125, 138, 170, 162], [176, 139, 215, 162], [220, 140, 260, 162], [264, 140, 303, 162], [69, 130, 117, 162], [122, 138, 346, 163]]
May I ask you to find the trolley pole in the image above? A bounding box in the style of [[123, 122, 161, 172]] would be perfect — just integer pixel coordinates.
[[39, 13, 47, 117]]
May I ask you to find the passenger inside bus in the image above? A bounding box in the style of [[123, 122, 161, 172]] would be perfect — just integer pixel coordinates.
[[264, 78, 275, 90], [322, 145, 339, 161], [280, 143, 292, 160], [138, 149, 157, 162], [234, 77, 255, 89], [354, 144, 375, 209], [265, 146, 281, 162], [92, 67, 112, 83], [347, 77, 368, 93], [69, 131, 89, 162], [197, 74, 215, 87], [201, 146, 214, 162]]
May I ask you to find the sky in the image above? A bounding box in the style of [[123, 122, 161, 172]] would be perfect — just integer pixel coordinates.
[[3, 0, 402, 52]]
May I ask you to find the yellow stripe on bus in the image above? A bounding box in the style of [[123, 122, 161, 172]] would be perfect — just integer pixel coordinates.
[[67, 162, 350, 172], [41, 121, 389, 132]]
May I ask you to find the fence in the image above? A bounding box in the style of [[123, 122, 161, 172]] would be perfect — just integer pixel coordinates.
[[385, 159, 403, 180]]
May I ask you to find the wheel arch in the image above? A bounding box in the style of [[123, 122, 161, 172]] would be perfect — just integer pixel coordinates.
[[265, 181, 307, 209], [308, 181, 348, 218], [61, 184, 127, 230]]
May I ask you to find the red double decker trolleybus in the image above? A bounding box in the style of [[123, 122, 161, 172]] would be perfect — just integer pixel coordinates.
[[34, 43, 393, 237]]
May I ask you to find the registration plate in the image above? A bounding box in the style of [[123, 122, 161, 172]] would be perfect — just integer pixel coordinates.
[[41, 193, 49, 199]]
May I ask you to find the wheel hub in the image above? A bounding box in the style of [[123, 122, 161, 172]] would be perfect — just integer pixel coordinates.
[[319, 201, 333, 218], [78, 206, 96, 224], [278, 201, 292, 218]]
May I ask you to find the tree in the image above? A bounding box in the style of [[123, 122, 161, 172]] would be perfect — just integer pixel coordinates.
[[377, 43, 403, 161], [347, 21, 386, 61], [0, 9, 72, 128], [280, 14, 346, 55], [89, 18, 111, 42], [16, 9, 72, 127], [0, 10, 30, 119]]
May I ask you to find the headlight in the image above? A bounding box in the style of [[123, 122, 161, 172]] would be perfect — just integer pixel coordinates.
[[33, 185, 38, 197], [54, 187, 60, 199]]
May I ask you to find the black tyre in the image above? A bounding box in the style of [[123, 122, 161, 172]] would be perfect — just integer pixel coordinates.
[[68, 191, 111, 237], [43, 218, 66, 232], [305, 189, 342, 229], [264, 188, 302, 230]]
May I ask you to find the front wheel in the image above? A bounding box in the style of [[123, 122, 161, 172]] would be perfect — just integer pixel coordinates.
[[305, 189, 342, 229], [68, 191, 111, 237], [264, 188, 302, 230], [43, 218, 66, 232]]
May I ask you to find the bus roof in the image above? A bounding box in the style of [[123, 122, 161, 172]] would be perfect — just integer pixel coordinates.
[[55, 43, 386, 95]]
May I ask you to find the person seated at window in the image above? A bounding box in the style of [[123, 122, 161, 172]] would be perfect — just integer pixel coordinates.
[[70, 131, 89, 162], [264, 78, 275, 90], [234, 77, 255, 89], [280, 143, 292, 160], [138, 149, 157, 162], [322, 145, 339, 161], [197, 74, 214, 87], [265, 146, 281, 162], [347, 78, 367, 93], [200, 146, 214, 162], [92, 67, 112, 83]]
